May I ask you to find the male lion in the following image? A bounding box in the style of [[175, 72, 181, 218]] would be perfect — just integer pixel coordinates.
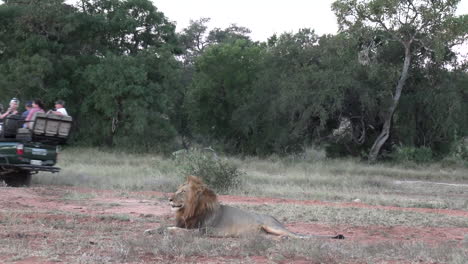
[[147, 176, 344, 239]]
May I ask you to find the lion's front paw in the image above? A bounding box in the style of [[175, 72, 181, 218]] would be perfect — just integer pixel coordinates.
[[158, 226, 172, 235], [144, 228, 157, 235], [144, 226, 170, 235]]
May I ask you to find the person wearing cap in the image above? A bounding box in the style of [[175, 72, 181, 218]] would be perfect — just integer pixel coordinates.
[[21, 101, 33, 119], [49, 100, 68, 116], [0, 98, 20, 119]]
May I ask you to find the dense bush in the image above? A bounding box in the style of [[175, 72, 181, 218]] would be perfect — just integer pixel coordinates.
[[0, 0, 466, 162], [174, 149, 243, 193], [450, 138, 468, 161], [441, 138, 468, 167], [390, 146, 433, 164]]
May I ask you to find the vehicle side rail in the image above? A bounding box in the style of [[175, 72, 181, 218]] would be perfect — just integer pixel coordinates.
[[0, 164, 60, 173]]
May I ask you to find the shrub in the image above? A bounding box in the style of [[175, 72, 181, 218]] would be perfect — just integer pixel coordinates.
[[324, 143, 350, 158], [390, 146, 433, 163], [449, 137, 468, 160], [174, 148, 243, 193], [441, 137, 468, 167]]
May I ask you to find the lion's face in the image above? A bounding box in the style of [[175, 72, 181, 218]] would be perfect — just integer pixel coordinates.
[[169, 176, 219, 224], [169, 182, 191, 212]]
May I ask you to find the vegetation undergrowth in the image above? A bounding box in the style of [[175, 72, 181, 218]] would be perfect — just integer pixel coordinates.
[[33, 147, 468, 210], [173, 148, 243, 193]]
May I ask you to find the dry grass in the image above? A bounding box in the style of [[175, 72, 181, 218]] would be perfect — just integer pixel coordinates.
[[0, 195, 466, 263], [2, 209, 465, 264], [34, 147, 468, 209], [34, 147, 182, 191], [11, 147, 465, 263], [236, 203, 468, 227], [231, 155, 468, 209]]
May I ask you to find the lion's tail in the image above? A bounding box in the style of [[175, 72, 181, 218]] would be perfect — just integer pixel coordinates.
[[292, 233, 345, 239]]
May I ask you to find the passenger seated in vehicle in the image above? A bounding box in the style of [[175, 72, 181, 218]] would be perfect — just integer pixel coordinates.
[[21, 101, 33, 119], [0, 98, 20, 119], [47, 100, 69, 116], [25, 99, 45, 129]]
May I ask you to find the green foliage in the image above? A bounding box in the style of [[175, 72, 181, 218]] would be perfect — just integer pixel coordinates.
[[395, 70, 467, 155], [0, 0, 466, 162], [187, 38, 263, 147], [390, 146, 433, 164], [451, 138, 468, 161], [0, 0, 183, 152], [441, 137, 468, 167], [79, 50, 180, 151], [174, 149, 243, 193], [325, 143, 352, 159], [234, 31, 381, 154], [332, 0, 468, 161]]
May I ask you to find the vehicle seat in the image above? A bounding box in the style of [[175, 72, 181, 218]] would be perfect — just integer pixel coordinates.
[[29, 112, 73, 143], [32, 112, 72, 137], [3, 114, 24, 138]]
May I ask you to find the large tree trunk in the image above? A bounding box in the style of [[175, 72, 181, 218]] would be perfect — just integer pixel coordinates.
[[368, 44, 411, 162]]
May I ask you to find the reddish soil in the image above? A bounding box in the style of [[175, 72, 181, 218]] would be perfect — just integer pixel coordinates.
[[0, 186, 467, 263]]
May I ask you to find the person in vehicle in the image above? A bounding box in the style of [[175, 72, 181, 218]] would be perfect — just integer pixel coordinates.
[[21, 101, 33, 119], [25, 99, 45, 128], [48, 100, 68, 116], [0, 98, 20, 119]]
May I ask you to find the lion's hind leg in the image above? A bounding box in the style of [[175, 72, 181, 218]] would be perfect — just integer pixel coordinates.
[[261, 224, 306, 239], [261, 224, 345, 239], [258, 215, 308, 239]]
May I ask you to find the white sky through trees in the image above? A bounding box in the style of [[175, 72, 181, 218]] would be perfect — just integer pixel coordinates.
[[10, 0, 468, 55], [0, 0, 464, 40], [153, 0, 339, 40], [56, 0, 468, 41], [153, 0, 468, 57], [153, 0, 468, 41]]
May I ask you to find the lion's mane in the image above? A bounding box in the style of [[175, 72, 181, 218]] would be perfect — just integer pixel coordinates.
[[175, 176, 220, 229]]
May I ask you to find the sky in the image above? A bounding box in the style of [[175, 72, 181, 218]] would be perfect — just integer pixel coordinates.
[[153, 0, 339, 41], [152, 0, 468, 41], [1, 0, 466, 40]]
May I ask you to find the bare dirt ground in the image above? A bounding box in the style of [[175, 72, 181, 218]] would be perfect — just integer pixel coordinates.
[[0, 186, 467, 263]]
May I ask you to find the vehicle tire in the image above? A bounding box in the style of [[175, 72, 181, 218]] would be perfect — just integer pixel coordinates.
[[2, 171, 32, 187]]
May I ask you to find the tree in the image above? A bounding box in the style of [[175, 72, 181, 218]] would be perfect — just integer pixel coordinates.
[[187, 38, 263, 150], [81, 50, 179, 149], [178, 17, 211, 65], [180, 22, 254, 148], [243, 30, 378, 155], [333, 0, 468, 162], [80, 0, 179, 55], [207, 24, 252, 44], [0, 0, 87, 104], [75, 0, 182, 150], [0, 0, 184, 151]]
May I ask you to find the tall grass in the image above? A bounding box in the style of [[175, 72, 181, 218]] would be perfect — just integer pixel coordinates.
[[231, 155, 468, 209], [33, 147, 468, 209], [33, 147, 182, 191]]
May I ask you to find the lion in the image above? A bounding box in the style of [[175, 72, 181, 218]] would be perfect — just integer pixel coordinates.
[[146, 176, 344, 239]]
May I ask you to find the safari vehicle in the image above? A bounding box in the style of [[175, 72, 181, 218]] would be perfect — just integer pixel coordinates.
[[0, 113, 72, 186]]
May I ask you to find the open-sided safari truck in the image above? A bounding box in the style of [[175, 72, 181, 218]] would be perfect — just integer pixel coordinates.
[[0, 113, 72, 186]]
